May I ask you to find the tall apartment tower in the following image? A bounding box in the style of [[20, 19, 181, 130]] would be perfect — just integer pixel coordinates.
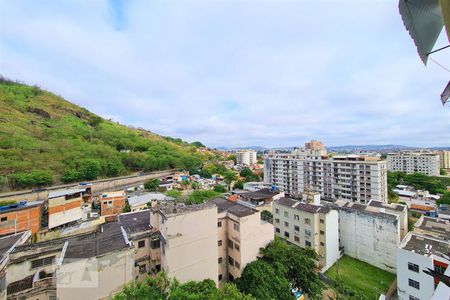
[[236, 150, 257, 165], [264, 141, 388, 204], [438, 150, 450, 171], [387, 151, 440, 176]]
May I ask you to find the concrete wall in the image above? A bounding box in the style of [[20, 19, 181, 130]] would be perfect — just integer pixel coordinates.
[[339, 209, 400, 273], [56, 249, 134, 300], [324, 210, 340, 272], [0, 171, 174, 202], [0, 205, 42, 235], [160, 207, 218, 285]]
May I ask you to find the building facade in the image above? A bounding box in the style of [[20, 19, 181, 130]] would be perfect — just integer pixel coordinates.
[[264, 141, 388, 204], [236, 150, 257, 166], [273, 197, 339, 272], [387, 152, 440, 176], [0, 201, 43, 235], [438, 150, 450, 171], [100, 191, 126, 216], [48, 188, 87, 229]]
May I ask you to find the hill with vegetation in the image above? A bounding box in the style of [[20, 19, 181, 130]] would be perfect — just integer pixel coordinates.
[[0, 78, 218, 190]]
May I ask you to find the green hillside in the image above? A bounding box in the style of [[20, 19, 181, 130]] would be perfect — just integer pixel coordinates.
[[0, 78, 210, 190]]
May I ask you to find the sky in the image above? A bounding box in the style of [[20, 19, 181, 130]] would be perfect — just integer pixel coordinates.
[[0, 0, 449, 148]]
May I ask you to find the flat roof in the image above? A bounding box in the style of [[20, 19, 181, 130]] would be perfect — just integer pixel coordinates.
[[415, 217, 450, 239], [368, 200, 407, 212], [0, 233, 26, 260], [276, 197, 331, 214], [128, 193, 173, 207], [159, 201, 216, 217], [0, 200, 43, 214], [401, 232, 450, 258], [118, 210, 152, 235], [238, 188, 279, 200], [393, 189, 416, 197], [210, 198, 257, 218], [48, 188, 86, 199]]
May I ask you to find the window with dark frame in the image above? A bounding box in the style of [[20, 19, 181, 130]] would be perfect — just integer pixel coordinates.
[[138, 240, 145, 248], [31, 256, 55, 269], [408, 262, 419, 273], [408, 279, 420, 290]]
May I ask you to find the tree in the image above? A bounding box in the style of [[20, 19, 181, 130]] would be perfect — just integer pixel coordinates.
[[166, 189, 182, 200], [78, 158, 102, 181], [239, 168, 253, 178], [10, 170, 53, 189], [234, 180, 244, 190], [213, 185, 227, 193], [261, 210, 273, 221], [441, 168, 448, 176], [123, 200, 131, 213], [191, 141, 206, 148], [186, 190, 220, 205], [191, 181, 200, 190], [236, 260, 292, 300], [105, 159, 124, 177], [61, 168, 81, 183], [113, 272, 170, 300], [437, 192, 450, 206], [145, 179, 160, 191], [224, 171, 238, 190]]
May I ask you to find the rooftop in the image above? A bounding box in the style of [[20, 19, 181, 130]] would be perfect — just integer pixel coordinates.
[[368, 200, 407, 212], [118, 210, 152, 235], [0, 233, 28, 261], [415, 216, 450, 240], [63, 222, 130, 261], [330, 200, 399, 220], [238, 188, 279, 200], [158, 201, 216, 217], [210, 198, 257, 217], [0, 200, 43, 213], [128, 192, 173, 207], [401, 232, 450, 258], [48, 187, 87, 199], [276, 197, 331, 214]]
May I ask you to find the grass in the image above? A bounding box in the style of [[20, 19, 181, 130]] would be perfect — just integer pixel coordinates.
[[0, 200, 18, 207], [325, 255, 396, 299]]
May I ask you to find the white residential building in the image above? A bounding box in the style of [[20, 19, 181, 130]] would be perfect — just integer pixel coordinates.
[[387, 152, 440, 176], [438, 150, 450, 170], [397, 217, 450, 300], [273, 196, 339, 272], [332, 200, 408, 273], [264, 141, 388, 204], [236, 150, 257, 166]]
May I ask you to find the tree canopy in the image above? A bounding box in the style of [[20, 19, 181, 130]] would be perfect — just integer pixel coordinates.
[[145, 178, 160, 191]]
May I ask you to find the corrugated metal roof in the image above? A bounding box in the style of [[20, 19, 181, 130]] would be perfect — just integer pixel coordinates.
[[48, 188, 86, 199]]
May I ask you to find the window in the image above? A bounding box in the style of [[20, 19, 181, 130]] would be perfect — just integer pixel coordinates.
[[0, 217, 6, 222], [218, 257, 222, 264], [235, 262, 240, 269], [304, 218, 311, 225], [305, 241, 311, 247], [294, 236, 300, 242], [408, 279, 420, 290], [284, 221, 289, 227], [434, 264, 446, 274], [294, 225, 300, 231], [284, 211, 288, 217], [409, 296, 419, 300], [275, 218, 280, 224], [228, 256, 234, 267], [305, 229, 311, 236], [284, 231, 290, 238], [235, 244, 240, 252], [294, 214, 299, 221], [218, 240, 222, 247], [228, 239, 234, 249], [320, 219, 324, 224], [218, 221, 222, 227], [408, 262, 419, 273], [150, 238, 160, 249], [138, 240, 145, 248], [228, 273, 234, 281], [320, 230, 324, 235], [31, 256, 55, 269], [234, 223, 240, 232], [275, 208, 279, 214], [139, 264, 147, 274], [320, 242, 324, 246], [218, 274, 223, 281], [275, 227, 280, 233]]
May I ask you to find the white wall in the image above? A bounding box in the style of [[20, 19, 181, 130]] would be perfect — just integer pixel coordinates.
[[49, 207, 82, 229], [323, 210, 340, 272]]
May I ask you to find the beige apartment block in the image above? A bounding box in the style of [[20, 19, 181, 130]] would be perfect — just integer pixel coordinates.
[[438, 150, 450, 170], [210, 198, 274, 284], [264, 141, 388, 204], [273, 197, 339, 272], [157, 203, 219, 285]]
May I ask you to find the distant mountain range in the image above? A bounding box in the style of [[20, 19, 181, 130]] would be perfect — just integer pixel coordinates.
[[216, 144, 450, 152]]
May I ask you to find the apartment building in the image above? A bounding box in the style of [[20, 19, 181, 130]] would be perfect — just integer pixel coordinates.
[[273, 196, 339, 272], [264, 141, 388, 204], [236, 150, 257, 166], [387, 151, 440, 176], [156, 202, 219, 285], [48, 188, 90, 229], [0, 201, 43, 235], [438, 150, 450, 171], [236, 188, 285, 211], [397, 216, 450, 300], [210, 198, 274, 283], [332, 200, 408, 273], [100, 191, 126, 216]]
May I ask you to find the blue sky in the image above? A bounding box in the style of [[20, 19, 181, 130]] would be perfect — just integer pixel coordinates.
[[1, 0, 449, 148]]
